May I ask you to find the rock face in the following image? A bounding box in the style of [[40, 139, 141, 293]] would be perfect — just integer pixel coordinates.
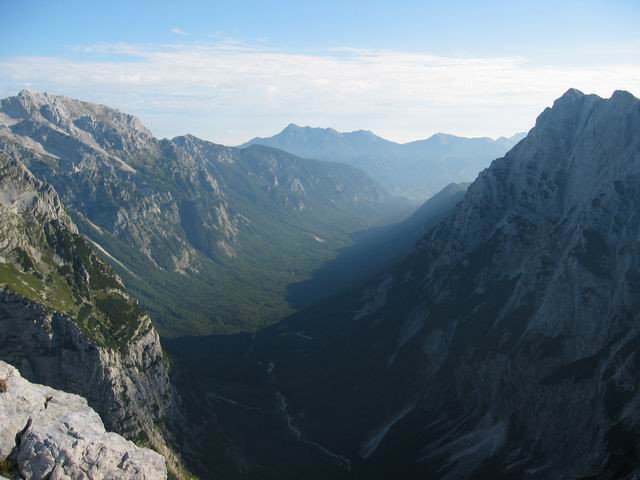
[[0, 150, 186, 478], [0, 90, 406, 335], [235, 89, 640, 479], [243, 123, 524, 200], [0, 292, 174, 457], [0, 361, 167, 479]]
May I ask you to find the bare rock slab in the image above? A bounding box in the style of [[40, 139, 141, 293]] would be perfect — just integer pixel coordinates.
[[0, 361, 166, 479]]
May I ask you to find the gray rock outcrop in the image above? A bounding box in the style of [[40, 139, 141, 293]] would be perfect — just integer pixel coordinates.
[[0, 360, 167, 479]]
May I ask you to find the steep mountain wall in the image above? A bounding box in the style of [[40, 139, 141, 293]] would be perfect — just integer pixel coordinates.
[[0, 150, 189, 478], [251, 89, 640, 479]]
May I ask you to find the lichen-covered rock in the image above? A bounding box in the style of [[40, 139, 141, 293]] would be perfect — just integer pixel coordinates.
[[0, 361, 167, 479]]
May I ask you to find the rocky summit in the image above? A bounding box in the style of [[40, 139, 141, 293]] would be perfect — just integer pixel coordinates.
[[0, 361, 167, 479]]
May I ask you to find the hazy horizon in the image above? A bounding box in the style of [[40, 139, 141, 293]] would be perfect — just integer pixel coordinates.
[[1, 0, 639, 145]]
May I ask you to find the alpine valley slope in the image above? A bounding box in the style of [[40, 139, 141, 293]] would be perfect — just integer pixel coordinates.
[[0, 149, 191, 478], [287, 182, 470, 308], [243, 124, 524, 201], [0, 90, 410, 336], [165, 182, 469, 479], [171, 89, 640, 479]]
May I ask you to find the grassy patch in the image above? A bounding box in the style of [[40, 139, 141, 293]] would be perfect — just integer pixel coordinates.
[[0, 457, 13, 475], [0, 262, 75, 313]]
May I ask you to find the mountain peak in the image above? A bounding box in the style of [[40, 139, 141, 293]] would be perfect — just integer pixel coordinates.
[[553, 88, 587, 107], [560, 87, 585, 99], [544, 88, 590, 114], [430, 132, 455, 140], [1, 90, 156, 158], [7, 89, 53, 116], [17, 88, 41, 100], [16, 88, 52, 101], [280, 123, 341, 135], [3, 90, 153, 136], [534, 89, 639, 137], [531, 88, 601, 136], [610, 89, 637, 104], [349, 128, 376, 137]]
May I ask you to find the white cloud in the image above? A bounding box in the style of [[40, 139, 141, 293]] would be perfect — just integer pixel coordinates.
[[0, 40, 638, 145], [171, 27, 190, 37]]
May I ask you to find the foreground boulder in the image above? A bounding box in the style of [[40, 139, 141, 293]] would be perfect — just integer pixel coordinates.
[[0, 361, 167, 479]]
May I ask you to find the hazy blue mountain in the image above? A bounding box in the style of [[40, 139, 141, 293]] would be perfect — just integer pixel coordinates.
[[244, 123, 399, 162], [0, 90, 410, 336], [243, 124, 524, 201], [171, 89, 640, 479]]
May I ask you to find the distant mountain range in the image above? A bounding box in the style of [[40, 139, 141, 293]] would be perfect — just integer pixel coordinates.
[[0, 90, 410, 336], [243, 125, 525, 201]]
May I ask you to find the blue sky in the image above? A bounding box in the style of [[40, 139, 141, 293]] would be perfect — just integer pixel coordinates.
[[1, 0, 639, 143]]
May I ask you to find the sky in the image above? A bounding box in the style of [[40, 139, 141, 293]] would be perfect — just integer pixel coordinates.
[[1, 0, 639, 144]]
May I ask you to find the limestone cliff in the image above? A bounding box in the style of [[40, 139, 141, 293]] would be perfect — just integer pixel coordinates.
[[0, 150, 190, 478]]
